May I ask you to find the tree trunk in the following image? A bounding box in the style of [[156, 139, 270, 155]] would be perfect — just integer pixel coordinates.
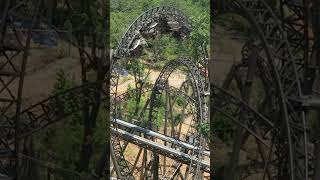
[[76, 10, 91, 170], [77, 0, 105, 173], [77, 39, 91, 172]]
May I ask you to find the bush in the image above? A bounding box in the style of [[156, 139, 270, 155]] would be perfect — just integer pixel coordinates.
[[212, 112, 234, 144], [54, 42, 70, 59], [172, 113, 183, 126], [197, 122, 210, 138], [176, 95, 185, 107]]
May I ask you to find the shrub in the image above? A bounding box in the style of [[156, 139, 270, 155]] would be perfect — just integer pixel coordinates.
[[212, 112, 234, 144]]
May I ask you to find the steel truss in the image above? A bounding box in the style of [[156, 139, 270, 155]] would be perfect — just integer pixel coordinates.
[[212, 0, 308, 179], [0, 0, 41, 179], [279, 0, 320, 179], [145, 57, 208, 179]]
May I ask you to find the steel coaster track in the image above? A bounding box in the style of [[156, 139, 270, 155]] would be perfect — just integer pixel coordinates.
[[0, 1, 312, 179], [210, 40, 280, 178], [1, 82, 107, 143], [112, 76, 208, 179], [111, 5, 192, 114], [111, 5, 192, 118], [110, 128, 210, 173], [110, 6, 192, 179], [145, 57, 208, 179], [112, 118, 210, 157], [148, 57, 207, 132], [279, 1, 320, 178], [213, 0, 307, 179]]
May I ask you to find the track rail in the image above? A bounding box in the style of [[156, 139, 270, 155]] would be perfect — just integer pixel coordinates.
[[2, 82, 106, 142], [111, 128, 210, 172], [112, 119, 210, 156]]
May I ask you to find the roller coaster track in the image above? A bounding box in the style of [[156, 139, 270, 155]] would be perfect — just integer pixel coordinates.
[[213, 0, 307, 179], [146, 57, 207, 179], [0, 82, 106, 143], [0, 0, 317, 179], [110, 126, 210, 172], [110, 6, 193, 180], [112, 119, 210, 156], [278, 0, 320, 177], [111, 5, 192, 116]]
